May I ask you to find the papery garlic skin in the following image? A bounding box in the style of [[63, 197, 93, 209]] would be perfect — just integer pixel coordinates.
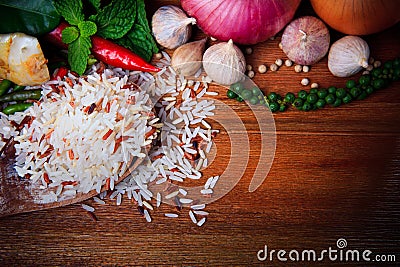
[[152, 5, 196, 49], [171, 38, 207, 76], [328, 36, 370, 77], [202, 40, 246, 85], [281, 16, 330, 65]]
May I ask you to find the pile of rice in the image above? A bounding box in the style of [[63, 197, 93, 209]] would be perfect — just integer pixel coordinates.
[[11, 69, 157, 203], [1, 51, 220, 226]]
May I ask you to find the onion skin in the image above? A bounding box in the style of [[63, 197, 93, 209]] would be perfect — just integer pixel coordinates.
[[310, 0, 400, 35], [181, 0, 301, 45], [281, 16, 330, 65]]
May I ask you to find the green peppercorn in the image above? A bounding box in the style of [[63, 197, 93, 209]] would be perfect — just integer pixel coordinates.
[[269, 102, 279, 112], [332, 98, 342, 107], [302, 102, 312, 111], [293, 98, 303, 109], [279, 104, 287, 112], [227, 90, 237, 99], [316, 99, 326, 109], [268, 92, 279, 102], [384, 61, 393, 69], [350, 87, 361, 98], [298, 90, 308, 100], [359, 75, 371, 86], [346, 80, 356, 89], [373, 78, 385, 90], [236, 96, 244, 102], [284, 92, 295, 103], [249, 96, 259, 105], [317, 89, 328, 99], [251, 86, 262, 96], [328, 86, 337, 94], [230, 82, 244, 93], [306, 93, 318, 104], [343, 94, 352, 104], [336, 88, 347, 99], [357, 91, 368, 100], [309, 88, 318, 94], [241, 89, 253, 100], [366, 86, 374, 95], [372, 68, 382, 78], [393, 58, 400, 67], [325, 94, 336, 104]]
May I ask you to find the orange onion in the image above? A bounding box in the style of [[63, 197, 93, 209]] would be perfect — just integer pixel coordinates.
[[310, 0, 400, 35], [181, 0, 301, 45]]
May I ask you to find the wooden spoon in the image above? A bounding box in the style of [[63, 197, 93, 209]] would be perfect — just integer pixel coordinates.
[[0, 154, 143, 217]]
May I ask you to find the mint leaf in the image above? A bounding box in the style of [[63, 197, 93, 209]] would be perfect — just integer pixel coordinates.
[[89, 0, 136, 39], [68, 35, 91, 75], [115, 0, 158, 62], [62, 26, 79, 44], [116, 24, 156, 62], [86, 0, 101, 12], [78, 20, 97, 37], [53, 0, 84, 25]]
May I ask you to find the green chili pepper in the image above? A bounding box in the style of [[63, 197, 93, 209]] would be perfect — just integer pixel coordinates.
[[2, 103, 33, 115], [0, 79, 13, 96], [0, 89, 42, 103], [12, 85, 26, 92]]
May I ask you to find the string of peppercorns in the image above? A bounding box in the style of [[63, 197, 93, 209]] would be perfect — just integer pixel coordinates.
[[226, 58, 400, 112]]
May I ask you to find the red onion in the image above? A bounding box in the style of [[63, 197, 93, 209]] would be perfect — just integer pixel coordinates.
[[181, 0, 301, 45]]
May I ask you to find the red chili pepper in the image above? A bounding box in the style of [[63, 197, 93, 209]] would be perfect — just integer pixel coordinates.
[[44, 22, 160, 73], [51, 66, 69, 80]]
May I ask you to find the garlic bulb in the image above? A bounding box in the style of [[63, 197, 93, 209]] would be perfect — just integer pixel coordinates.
[[202, 40, 246, 85], [152, 5, 196, 49], [171, 38, 207, 76], [328, 36, 370, 77], [281, 16, 330, 65]]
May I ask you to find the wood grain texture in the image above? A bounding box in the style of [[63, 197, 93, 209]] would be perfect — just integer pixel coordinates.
[[0, 0, 399, 266]]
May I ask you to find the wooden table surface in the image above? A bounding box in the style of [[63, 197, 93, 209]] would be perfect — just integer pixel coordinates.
[[1, 1, 399, 266]]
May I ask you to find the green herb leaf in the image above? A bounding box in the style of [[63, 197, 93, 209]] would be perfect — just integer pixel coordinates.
[[68, 35, 91, 75], [115, 0, 158, 62], [78, 21, 97, 37], [0, 0, 61, 36], [86, 0, 101, 12], [53, 0, 84, 26], [116, 24, 157, 62], [62, 26, 79, 44], [89, 0, 136, 39]]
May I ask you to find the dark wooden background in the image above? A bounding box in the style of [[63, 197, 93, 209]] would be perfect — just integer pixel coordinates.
[[1, 0, 399, 265]]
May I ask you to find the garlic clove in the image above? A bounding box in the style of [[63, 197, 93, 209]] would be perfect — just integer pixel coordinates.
[[202, 39, 246, 85], [281, 16, 330, 65], [152, 5, 196, 49], [171, 38, 207, 76], [328, 36, 370, 77]]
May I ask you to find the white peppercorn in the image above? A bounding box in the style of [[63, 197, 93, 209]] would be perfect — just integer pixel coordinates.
[[258, 64, 267, 74], [270, 63, 278, 72], [373, 60, 381, 68], [210, 37, 217, 42], [368, 57, 374, 64], [155, 53, 163, 59], [246, 64, 253, 71], [366, 65, 374, 71], [285, 59, 293, 67], [278, 42, 283, 50], [311, 82, 319, 89], [245, 47, 253, 55], [248, 70, 255, 78], [294, 64, 302, 73], [362, 70, 370, 75], [302, 65, 310, 73], [275, 59, 283, 67], [301, 78, 309, 86]]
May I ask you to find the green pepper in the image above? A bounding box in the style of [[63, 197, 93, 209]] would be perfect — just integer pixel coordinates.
[[0, 89, 42, 103], [0, 80, 13, 96], [2, 103, 33, 115]]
